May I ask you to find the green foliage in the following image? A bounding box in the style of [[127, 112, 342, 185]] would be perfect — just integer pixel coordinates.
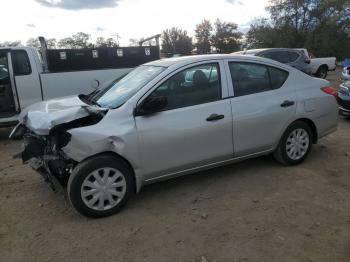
[[161, 27, 193, 55], [247, 0, 350, 59], [26, 38, 40, 48], [58, 32, 93, 49], [95, 37, 119, 47], [46, 38, 57, 49], [195, 19, 213, 54], [210, 19, 242, 53], [0, 40, 22, 47]]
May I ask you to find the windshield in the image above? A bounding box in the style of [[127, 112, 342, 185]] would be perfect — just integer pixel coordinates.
[[92, 65, 165, 109]]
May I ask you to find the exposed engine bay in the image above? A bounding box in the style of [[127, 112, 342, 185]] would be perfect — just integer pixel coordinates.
[[10, 96, 107, 190]]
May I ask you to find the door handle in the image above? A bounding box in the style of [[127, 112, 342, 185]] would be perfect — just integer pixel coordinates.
[[280, 100, 295, 107], [206, 114, 224, 122]]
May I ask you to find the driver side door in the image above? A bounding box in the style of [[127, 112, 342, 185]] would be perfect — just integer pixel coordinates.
[[135, 61, 234, 181]]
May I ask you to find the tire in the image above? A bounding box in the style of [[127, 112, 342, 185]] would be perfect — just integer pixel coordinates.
[[316, 65, 328, 79], [68, 154, 134, 218], [274, 121, 313, 166]]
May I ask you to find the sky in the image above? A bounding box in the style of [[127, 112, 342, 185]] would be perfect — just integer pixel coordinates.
[[1, 0, 269, 46]]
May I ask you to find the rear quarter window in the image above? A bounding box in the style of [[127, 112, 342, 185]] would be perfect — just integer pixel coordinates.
[[288, 51, 300, 62], [269, 67, 289, 89], [261, 51, 290, 64]]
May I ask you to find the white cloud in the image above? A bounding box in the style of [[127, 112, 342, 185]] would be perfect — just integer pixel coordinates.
[[35, 0, 121, 10], [1, 0, 269, 45]]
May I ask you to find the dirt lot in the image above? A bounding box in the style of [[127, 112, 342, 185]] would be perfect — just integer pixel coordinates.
[[1, 69, 349, 262]]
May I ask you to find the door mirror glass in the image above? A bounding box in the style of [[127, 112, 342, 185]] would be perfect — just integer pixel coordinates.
[[137, 96, 167, 116]]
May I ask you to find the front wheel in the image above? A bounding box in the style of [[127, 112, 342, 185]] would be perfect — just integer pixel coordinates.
[[68, 155, 134, 218], [274, 121, 313, 165]]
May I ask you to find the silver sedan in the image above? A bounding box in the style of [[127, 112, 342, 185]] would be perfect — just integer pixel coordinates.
[[11, 54, 338, 217]]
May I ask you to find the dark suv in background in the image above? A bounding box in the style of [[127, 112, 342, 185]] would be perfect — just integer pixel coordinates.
[[234, 48, 312, 75]]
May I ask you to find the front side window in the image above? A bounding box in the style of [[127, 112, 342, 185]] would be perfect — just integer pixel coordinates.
[[93, 65, 165, 109], [229, 62, 288, 97], [149, 63, 221, 111], [11, 50, 31, 75]]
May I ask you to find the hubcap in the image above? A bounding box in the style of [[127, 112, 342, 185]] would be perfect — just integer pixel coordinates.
[[286, 128, 310, 160], [319, 69, 327, 78], [81, 168, 126, 211]]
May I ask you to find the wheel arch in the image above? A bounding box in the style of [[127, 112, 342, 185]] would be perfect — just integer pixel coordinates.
[[78, 151, 139, 194], [288, 118, 318, 144], [319, 64, 329, 71]]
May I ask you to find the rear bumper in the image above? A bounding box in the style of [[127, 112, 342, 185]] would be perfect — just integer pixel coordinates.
[[339, 106, 350, 116], [337, 93, 350, 109], [337, 91, 350, 116]]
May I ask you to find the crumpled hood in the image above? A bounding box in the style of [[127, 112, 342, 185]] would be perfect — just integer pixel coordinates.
[[19, 96, 105, 135]]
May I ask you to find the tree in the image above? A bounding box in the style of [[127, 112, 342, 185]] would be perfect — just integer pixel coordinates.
[[57, 37, 75, 49], [46, 38, 57, 49], [95, 37, 119, 47], [246, 18, 279, 48], [195, 19, 213, 54], [57, 32, 92, 49], [129, 38, 139, 46], [71, 32, 92, 48], [26, 37, 40, 48], [211, 19, 242, 53], [161, 27, 193, 55], [0, 40, 22, 47], [25, 37, 56, 49], [246, 0, 350, 59]]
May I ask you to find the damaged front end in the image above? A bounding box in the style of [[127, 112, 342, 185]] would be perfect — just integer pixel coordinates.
[[10, 96, 107, 190], [19, 129, 73, 190]]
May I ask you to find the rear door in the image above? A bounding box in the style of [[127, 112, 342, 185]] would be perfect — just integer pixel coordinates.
[[0, 51, 17, 117], [225, 60, 296, 157]]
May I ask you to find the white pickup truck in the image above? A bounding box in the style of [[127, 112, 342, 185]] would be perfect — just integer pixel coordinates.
[[297, 48, 337, 79], [0, 41, 160, 127]]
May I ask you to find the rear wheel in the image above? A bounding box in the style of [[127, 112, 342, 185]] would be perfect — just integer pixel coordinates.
[[274, 121, 313, 165], [68, 154, 134, 218], [316, 65, 328, 79]]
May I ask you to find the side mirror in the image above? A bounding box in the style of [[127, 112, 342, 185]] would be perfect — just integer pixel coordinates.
[[136, 96, 167, 116]]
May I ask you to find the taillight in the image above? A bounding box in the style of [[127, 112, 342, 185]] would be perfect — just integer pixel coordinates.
[[304, 55, 311, 64], [321, 86, 337, 97]]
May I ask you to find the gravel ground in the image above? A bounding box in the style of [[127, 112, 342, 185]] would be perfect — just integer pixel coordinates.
[[0, 69, 349, 262]]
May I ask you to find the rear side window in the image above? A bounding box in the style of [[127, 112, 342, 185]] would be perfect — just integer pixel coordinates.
[[288, 51, 300, 62], [228, 62, 288, 97], [261, 51, 290, 63], [11, 50, 31, 75]]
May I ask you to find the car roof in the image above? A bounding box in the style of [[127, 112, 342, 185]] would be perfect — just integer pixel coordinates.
[[145, 54, 290, 69], [236, 48, 302, 56]]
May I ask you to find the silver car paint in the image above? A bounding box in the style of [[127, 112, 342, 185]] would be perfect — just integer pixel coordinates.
[[24, 54, 336, 192], [18, 96, 106, 135], [223, 58, 297, 156]]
